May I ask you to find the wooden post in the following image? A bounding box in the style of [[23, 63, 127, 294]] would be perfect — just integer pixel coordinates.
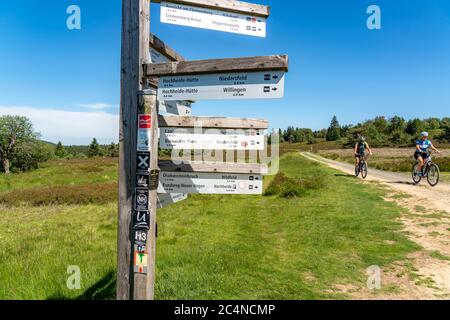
[[117, 0, 150, 300], [133, 89, 159, 300]]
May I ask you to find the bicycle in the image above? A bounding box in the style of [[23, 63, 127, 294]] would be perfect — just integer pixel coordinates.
[[412, 151, 440, 187], [355, 153, 369, 179]]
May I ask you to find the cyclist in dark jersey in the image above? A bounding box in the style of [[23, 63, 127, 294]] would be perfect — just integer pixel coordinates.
[[414, 132, 440, 176], [354, 136, 373, 166]]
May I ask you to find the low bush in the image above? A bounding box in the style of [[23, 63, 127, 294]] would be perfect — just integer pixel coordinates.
[[264, 172, 325, 198], [0, 182, 117, 207]]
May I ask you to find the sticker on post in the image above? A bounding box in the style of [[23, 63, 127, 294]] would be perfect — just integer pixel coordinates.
[[134, 211, 150, 230], [137, 115, 152, 152], [137, 152, 151, 172], [134, 230, 148, 246], [137, 173, 150, 188], [135, 188, 150, 211], [134, 249, 148, 274]]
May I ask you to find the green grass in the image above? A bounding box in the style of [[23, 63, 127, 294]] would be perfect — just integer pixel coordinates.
[[429, 251, 450, 261], [0, 153, 420, 299]]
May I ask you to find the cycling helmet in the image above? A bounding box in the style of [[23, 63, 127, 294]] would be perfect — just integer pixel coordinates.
[[420, 132, 429, 137], [358, 135, 366, 142]]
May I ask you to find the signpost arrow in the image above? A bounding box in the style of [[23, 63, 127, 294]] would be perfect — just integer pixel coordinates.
[[158, 171, 263, 195], [144, 56, 288, 101], [159, 1, 267, 37]]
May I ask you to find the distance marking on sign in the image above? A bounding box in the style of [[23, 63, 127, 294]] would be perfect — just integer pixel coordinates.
[[157, 193, 188, 208], [158, 71, 285, 101], [160, 1, 266, 37], [158, 172, 263, 195], [135, 188, 150, 211], [160, 127, 264, 150]]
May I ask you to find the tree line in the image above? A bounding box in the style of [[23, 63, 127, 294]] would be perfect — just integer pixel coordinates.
[[0, 115, 118, 174], [281, 115, 450, 147]]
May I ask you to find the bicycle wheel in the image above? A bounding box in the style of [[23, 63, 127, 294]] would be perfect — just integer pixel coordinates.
[[427, 163, 440, 187], [355, 164, 360, 177], [361, 162, 368, 179], [412, 163, 421, 184]]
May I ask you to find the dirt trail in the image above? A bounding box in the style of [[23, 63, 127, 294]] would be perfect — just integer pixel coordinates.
[[301, 152, 450, 299]]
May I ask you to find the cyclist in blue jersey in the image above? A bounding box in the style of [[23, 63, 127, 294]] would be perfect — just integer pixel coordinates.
[[414, 132, 441, 176], [354, 135, 372, 166]]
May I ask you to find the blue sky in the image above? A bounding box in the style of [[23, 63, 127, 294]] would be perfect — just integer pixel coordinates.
[[0, 0, 449, 144]]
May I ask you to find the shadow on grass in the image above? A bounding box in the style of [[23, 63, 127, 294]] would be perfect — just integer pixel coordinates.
[[334, 174, 356, 178], [387, 181, 417, 186], [47, 270, 116, 300]]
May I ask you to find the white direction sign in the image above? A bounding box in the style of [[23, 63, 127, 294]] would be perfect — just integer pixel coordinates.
[[160, 128, 264, 150], [158, 100, 192, 116], [150, 47, 171, 64], [158, 172, 263, 195], [157, 193, 188, 208], [160, 1, 266, 37], [158, 71, 285, 101]]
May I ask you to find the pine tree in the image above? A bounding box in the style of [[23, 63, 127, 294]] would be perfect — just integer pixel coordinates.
[[54, 141, 67, 158], [88, 138, 100, 158], [326, 116, 342, 141]]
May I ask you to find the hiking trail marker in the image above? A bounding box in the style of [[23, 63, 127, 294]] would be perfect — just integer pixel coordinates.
[[118, 0, 287, 301], [159, 116, 268, 150], [159, 1, 267, 37]]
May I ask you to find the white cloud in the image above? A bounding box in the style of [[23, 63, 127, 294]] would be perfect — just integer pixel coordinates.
[[0, 106, 119, 145], [78, 103, 118, 110]]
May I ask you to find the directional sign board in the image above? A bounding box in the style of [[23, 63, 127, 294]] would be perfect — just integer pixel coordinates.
[[158, 172, 263, 195], [160, 127, 264, 150], [158, 100, 192, 116], [150, 47, 171, 64], [158, 71, 285, 101], [157, 193, 188, 208], [160, 1, 266, 37]]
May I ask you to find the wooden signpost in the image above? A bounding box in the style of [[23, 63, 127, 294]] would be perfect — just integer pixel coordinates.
[[118, 0, 288, 300], [159, 116, 268, 150]]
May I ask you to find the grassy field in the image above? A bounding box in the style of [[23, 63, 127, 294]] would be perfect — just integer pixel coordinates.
[[317, 148, 450, 182], [0, 154, 420, 299]]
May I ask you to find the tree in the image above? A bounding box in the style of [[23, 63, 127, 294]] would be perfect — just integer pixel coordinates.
[[107, 142, 119, 157], [11, 141, 53, 172], [55, 141, 67, 158], [88, 138, 100, 158], [405, 118, 425, 136], [0, 115, 37, 174], [326, 116, 342, 141]]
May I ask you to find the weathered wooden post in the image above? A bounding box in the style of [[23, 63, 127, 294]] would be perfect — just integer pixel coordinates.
[[117, 0, 151, 300]]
